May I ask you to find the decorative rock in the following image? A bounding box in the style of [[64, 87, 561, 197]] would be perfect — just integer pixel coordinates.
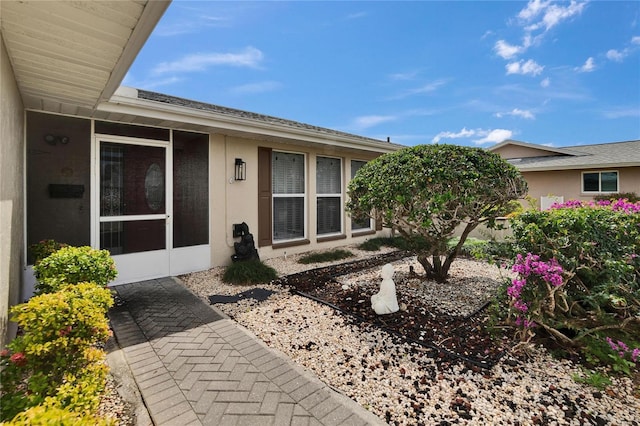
[[370, 263, 399, 315]]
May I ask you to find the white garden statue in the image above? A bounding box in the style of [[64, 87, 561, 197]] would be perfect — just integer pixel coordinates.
[[370, 263, 399, 315]]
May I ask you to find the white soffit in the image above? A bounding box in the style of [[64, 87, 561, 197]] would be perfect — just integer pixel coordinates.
[[0, 0, 169, 114]]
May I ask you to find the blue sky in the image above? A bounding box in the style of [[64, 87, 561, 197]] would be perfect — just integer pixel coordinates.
[[125, 1, 640, 148]]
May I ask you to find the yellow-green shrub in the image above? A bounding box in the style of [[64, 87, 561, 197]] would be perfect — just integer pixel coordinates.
[[1, 283, 113, 420], [4, 405, 114, 426], [33, 246, 117, 294]]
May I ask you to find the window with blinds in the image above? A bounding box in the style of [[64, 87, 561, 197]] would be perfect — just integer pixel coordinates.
[[272, 151, 305, 241], [317, 156, 342, 235], [350, 160, 371, 230]]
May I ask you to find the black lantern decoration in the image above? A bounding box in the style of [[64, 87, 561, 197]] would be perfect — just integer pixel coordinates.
[[235, 158, 246, 181]]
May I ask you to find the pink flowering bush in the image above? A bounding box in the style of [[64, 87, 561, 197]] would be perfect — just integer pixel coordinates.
[[551, 198, 640, 213], [493, 199, 639, 369], [506, 253, 565, 342]]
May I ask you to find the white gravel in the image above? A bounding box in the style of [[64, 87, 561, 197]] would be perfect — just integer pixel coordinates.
[[179, 246, 640, 425]]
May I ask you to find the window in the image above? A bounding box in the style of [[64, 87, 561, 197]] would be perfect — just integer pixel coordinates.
[[582, 171, 618, 193], [350, 160, 371, 230], [317, 156, 342, 235], [272, 151, 305, 241]]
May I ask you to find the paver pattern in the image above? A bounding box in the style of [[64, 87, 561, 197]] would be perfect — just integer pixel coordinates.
[[109, 277, 385, 426]]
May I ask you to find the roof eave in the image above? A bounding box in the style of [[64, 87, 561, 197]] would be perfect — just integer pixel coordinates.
[[99, 89, 401, 153], [97, 1, 171, 107], [516, 162, 640, 172]]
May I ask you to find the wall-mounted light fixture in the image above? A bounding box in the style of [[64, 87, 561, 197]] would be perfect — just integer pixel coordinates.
[[44, 134, 70, 145], [234, 158, 246, 181]]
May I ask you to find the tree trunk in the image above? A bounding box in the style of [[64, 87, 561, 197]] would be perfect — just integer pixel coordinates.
[[416, 221, 480, 283]]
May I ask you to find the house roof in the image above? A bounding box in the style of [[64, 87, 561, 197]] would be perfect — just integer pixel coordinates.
[[489, 139, 640, 171], [96, 87, 403, 154], [0, 0, 169, 113]]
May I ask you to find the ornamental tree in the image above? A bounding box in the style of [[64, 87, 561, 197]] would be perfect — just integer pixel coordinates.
[[346, 144, 527, 282]]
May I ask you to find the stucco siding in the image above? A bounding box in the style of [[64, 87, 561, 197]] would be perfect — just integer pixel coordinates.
[[1, 35, 25, 347], [211, 135, 387, 266], [522, 167, 640, 208]]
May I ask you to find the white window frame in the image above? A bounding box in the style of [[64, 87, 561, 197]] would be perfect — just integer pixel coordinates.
[[316, 156, 343, 236], [581, 170, 619, 193], [272, 150, 307, 243], [350, 159, 372, 231]]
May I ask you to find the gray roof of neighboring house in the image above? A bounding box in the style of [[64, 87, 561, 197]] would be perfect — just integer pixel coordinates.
[[136, 89, 399, 147], [492, 140, 640, 171]]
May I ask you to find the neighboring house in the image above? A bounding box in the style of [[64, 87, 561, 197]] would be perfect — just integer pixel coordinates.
[[0, 1, 401, 346], [489, 139, 640, 209]]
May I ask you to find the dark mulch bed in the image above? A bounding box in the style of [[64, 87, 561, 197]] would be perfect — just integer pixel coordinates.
[[273, 251, 512, 368]]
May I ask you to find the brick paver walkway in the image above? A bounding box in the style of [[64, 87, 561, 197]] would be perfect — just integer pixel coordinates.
[[109, 277, 385, 426]]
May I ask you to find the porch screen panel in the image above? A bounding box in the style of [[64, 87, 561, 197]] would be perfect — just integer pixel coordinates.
[[272, 152, 305, 241], [26, 112, 91, 264], [316, 156, 342, 235], [173, 131, 209, 248], [99, 142, 166, 254]]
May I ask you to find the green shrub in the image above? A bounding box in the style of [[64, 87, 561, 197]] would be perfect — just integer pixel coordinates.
[[593, 191, 639, 203], [446, 237, 488, 259], [1, 283, 113, 419], [495, 200, 640, 369], [33, 246, 117, 294], [356, 236, 415, 252], [4, 404, 114, 426], [223, 260, 278, 284], [298, 249, 354, 264], [28, 239, 68, 265], [45, 348, 109, 414]]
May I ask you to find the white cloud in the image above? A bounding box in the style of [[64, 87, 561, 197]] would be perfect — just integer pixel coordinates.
[[576, 57, 596, 72], [603, 107, 640, 119], [496, 1, 586, 64], [388, 79, 448, 99], [495, 108, 535, 119], [431, 127, 513, 145], [505, 59, 544, 76], [523, 0, 587, 32], [155, 15, 231, 37], [606, 49, 626, 62], [431, 127, 475, 144], [229, 81, 282, 95], [518, 0, 551, 21], [632, 36, 640, 45], [494, 40, 523, 59], [389, 71, 419, 81], [122, 73, 182, 90], [351, 115, 397, 130], [347, 12, 367, 20], [540, 77, 551, 87], [473, 129, 514, 145], [153, 47, 264, 74]]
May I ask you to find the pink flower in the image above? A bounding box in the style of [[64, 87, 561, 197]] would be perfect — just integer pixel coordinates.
[[10, 352, 27, 367], [513, 300, 528, 312], [0, 349, 9, 357]]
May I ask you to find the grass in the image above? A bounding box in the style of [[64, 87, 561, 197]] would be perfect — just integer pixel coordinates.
[[298, 249, 354, 264], [572, 369, 612, 390]]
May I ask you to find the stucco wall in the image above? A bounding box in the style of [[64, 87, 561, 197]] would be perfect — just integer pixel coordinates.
[[522, 167, 640, 208], [209, 135, 388, 267], [0, 35, 25, 347]]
